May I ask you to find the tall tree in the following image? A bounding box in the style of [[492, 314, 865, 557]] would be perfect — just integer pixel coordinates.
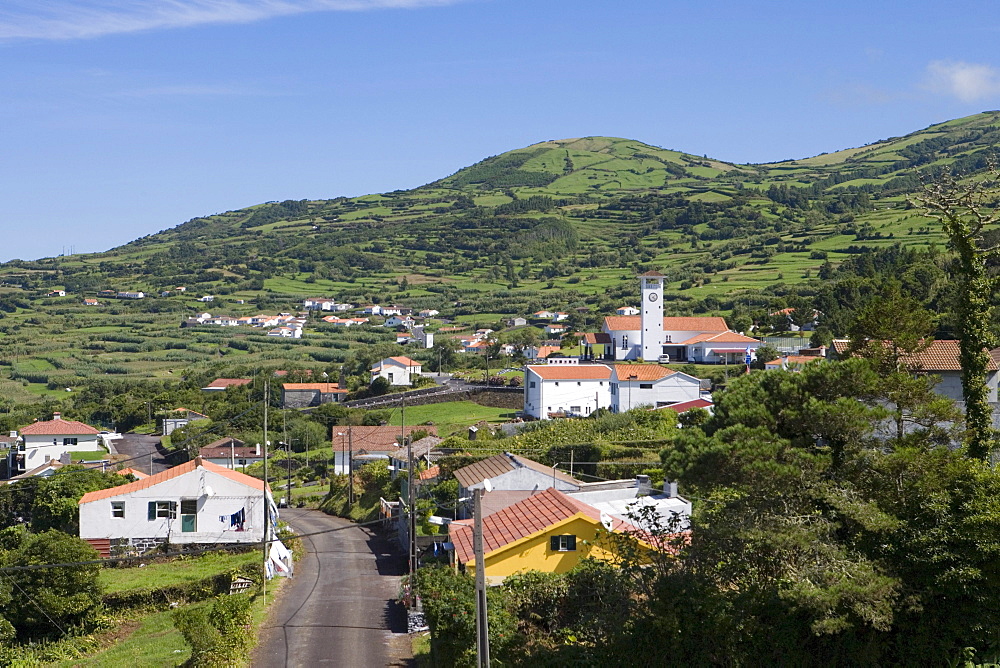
[[913, 171, 1000, 459]]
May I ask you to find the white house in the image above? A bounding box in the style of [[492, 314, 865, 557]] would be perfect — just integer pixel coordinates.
[[523, 364, 613, 419], [418, 309, 440, 318], [304, 297, 337, 310], [359, 305, 383, 316], [616, 306, 640, 316], [454, 452, 582, 494], [371, 356, 422, 386], [199, 295, 214, 302], [198, 438, 265, 471], [117, 291, 145, 299], [8, 413, 102, 477], [412, 325, 434, 349], [831, 339, 999, 403], [78, 457, 278, 558], [162, 408, 210, 436], [385, 315, 416, 329], [610, 365, 703, 411], [678, 331, 761, 364]]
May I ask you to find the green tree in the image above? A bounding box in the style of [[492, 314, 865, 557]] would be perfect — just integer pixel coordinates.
[[655, 361, 1000, 665], [2, 530, 103, 637], [913, 172, 1000, 459]]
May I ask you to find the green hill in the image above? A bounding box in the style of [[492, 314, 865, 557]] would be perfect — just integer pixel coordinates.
[[1, 112, 999, 403]]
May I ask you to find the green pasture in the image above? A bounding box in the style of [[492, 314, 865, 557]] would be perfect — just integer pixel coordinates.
[[400, 401, 517, 436], [100, 551, 259, 594]]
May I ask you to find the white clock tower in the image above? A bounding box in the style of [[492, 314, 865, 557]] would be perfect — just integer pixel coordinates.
[[639, 271, 665, 361]]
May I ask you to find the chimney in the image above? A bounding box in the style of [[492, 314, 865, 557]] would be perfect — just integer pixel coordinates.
[[52, 412, 62, 420], [255, 442, 261, 456], [664, 480, 679, 498], [60, 452, 71, 465], [636, 475, 651, 496]]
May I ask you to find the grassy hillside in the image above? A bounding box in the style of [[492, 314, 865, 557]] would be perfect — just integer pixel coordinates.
[[1, 112, 999, 401]]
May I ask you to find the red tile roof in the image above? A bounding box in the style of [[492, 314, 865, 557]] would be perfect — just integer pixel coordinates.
[[205, 378, 252, 388], [613, 364, 676, 381], [79, 457, 267, 504], [581, 332, 612, 345], [906, 340, 1000, 372], [659, 398, 714, 413], [116, 468, 149, 479], [532, 346, 561, 359], [20, 416, 99, 436], [450, 487, 632, 565], [525, 364, 612, 380], [603, 316, 729, 332], [281, 383, 346, 393], [418, 465, 440, 481], [832, 339, 999, 372], [679, 331, 759, 345]]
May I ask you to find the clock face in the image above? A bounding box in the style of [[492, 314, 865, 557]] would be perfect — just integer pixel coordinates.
[[648, 292, 658, 302]]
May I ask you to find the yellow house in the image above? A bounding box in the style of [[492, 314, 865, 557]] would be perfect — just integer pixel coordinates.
[[449, 487, 650, 584]]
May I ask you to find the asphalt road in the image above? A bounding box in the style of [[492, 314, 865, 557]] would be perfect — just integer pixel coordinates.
[[112, 433, 170, 474], [253, 509, 410, 667]]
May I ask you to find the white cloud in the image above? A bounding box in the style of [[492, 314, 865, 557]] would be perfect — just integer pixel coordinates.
[[0, 0, 465, 41], [924, 60, 1000, 103]]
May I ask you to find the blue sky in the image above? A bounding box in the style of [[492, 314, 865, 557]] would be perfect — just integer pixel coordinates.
[[3, 0, 1000, 261]]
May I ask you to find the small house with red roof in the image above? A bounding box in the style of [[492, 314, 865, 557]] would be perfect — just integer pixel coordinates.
[[201, 378, 252, 392], [79, 457, 277, 557], [371, 356, 422, 386], [281, 382, 348, 408], [9, 413, 102, 477], [448, 487, 682, 584]]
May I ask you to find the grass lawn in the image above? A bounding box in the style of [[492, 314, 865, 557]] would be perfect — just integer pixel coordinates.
[[71, 450, 109, 461], [100, 551, 260, 594], [402, 400, 517, 436]]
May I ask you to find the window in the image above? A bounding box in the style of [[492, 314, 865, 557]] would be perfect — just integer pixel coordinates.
[[180, 499, 197, 533], [63, 437, 78, 446], [388, 372, 395, 383], [111, 502, 124, 518], [555, 382, 559, 386], [570, 406, 581, 413], [148, 501, 176, 520], [640, 383, 653, 389], [621, 335, 628, 349], [550, 535, 577, 552], [529, 381, 536, 388], [576, 382, 581, 386]]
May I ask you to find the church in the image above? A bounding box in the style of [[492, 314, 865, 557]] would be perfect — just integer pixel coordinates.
[[599, 272, 759, 363]]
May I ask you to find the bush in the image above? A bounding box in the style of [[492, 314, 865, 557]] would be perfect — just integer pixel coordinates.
[[173, 594, 254, 667]]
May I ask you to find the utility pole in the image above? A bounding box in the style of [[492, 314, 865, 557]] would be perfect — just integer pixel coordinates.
[[348, 426, 354, 508], [262, 380, 270, 606], [405, 392, 416, 604], [474, 487, 491, 668]]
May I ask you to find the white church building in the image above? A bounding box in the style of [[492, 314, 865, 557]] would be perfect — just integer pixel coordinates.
[[601, 272, 760, 363]]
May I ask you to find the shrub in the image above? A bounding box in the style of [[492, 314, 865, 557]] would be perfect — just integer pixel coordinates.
[[173, 594, 254, 667]]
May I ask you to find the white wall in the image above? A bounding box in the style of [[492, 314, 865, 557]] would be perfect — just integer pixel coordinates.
[[80, 467, 271, 545], [532, 378, 609, 419], [374, 362, 421, 386], [612, 374, 701, 412], [20, 433, 101, 471]]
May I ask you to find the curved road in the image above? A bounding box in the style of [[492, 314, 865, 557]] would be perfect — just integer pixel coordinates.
[[254, 509, 410, 667]]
